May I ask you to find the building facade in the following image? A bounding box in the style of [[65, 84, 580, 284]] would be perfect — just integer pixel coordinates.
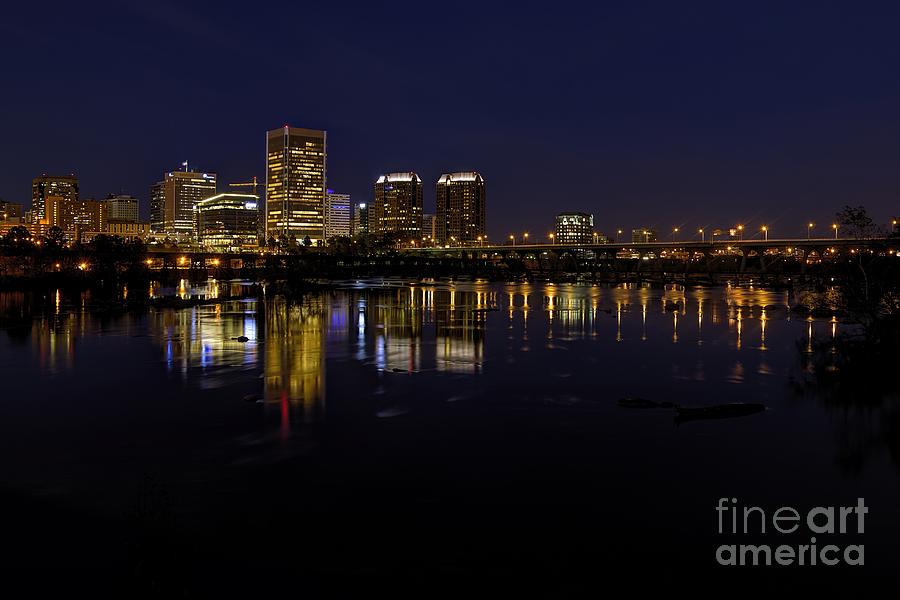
[[435, 172, 485, 246], [44, 196, 106, 239], [555, 212, 594, 245], [196, 193, 260, 250], [324, 190, 351, 239], [0, 200, 23, 223], [105, 193, 139, 222], [422, 213, 436, 245], [372, 172, 422, 242], [32, 175, 78, 222], [352, 202, 369, 236], [106, 221, 151, 241], [632, 228, 658, 243], [149, 168, 217, 237], [266, 125, 327, 245]]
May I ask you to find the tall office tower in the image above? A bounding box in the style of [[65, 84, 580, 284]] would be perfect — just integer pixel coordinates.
[[149, 167, 217, 237], [32, 174, 78, 222], [372, 172, 422, 242], [105, 193, 139, 223], [266, 125, 327, 244], [435, 172, 485, 246], [324, 190, 351, 239], [149, 182, 164, 233], [352, 202, 369, 236], [632, 228, 658, 243], [422, 213, 436, 244], [555, 212, 594, 244]]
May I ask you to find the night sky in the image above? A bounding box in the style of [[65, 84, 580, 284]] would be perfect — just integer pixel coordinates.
[[3, 1, 900, 239]]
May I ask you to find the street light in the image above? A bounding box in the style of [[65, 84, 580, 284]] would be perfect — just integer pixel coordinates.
[[832, 223, 839, 239], [672, 227, 679, 241], [509, 234, 515, 245], [807, 222, 814, 240], [761, 225, 768, 241], [523, 232, 529, 244], [698, 228, 704, 242], [737, 224, 744, 240], [549, 233, 555, 244], [617, 229, 623, 243]]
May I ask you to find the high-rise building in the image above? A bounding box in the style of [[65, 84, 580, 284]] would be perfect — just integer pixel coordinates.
[[324, 190, 351, 239], [632, 228, 657, 243], [32, 175, 78, 222], [422, 213, 436, 245], [266, 125, 327, 244], [352, 202, 369, 236], [149, 182, 164, 233], [372, 172, 422, 242], [149, 168, 217, 237], [555, 212, 594, 245], [196, 192, 260, 250], [435, 172, 485, 246], [45, 196, 106, 238], [105, 193, 139, 223]]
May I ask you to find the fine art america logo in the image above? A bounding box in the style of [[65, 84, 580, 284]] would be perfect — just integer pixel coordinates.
[[715, 498, 867, 566]]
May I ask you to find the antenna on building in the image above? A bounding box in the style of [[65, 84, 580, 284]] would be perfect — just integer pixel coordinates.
[[182, 160, 189, 172]]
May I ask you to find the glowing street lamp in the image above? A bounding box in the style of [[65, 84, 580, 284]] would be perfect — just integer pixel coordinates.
[[761, 225, 768, 241], [698, 228, 705, 242], [549, 233, 555, 244], [616, 229, 623, 243], [737, 224, 744, 240], [523, 232, 529, 244], [807, 222, 814, 240], [672, 227, 679, 241], [832, 223, 839, 239], [509, 234, 515, 245]]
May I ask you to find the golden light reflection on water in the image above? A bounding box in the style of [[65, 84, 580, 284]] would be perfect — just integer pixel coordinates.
[[0, 282, 849, 424]]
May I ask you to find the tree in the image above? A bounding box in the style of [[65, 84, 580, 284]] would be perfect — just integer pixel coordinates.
[[46, 226, 67, 250], [303, 235, 312, 247], [4, 226, 31, 246], [836, 205, 879, 239]]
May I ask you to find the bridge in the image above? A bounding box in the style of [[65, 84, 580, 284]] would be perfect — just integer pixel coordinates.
[[138, 236, 899, 284]]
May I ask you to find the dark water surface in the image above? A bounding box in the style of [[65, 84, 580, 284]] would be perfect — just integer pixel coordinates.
[[1, 280, 898, 594]]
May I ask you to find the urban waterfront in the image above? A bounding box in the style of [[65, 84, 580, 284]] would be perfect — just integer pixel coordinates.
[[1, 280, 898, 593]]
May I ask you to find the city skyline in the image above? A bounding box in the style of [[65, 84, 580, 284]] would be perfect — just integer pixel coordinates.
[[4, 3, 900, 240]]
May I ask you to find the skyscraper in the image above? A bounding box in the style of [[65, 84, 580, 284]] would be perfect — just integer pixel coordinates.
[[105, 193, 139, 223], [32, 175, 78, 222], [324, 190, 351, 239], [372, 172, 422, 242], [149, 167, 217, 237], [266, 125, 327, 244], [435, 172, 485, 246]]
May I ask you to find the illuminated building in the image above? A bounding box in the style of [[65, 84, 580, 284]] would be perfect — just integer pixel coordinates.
[[352, 202, 368, 236], [44, 195, 107, 239], [435, 172, 485, 246], [372, 172, 422, 241], [632, 228, 657, 243], [422, 213, 436, 245], [149, 166, 217, 238], [196, 192, 260, 250], [555, 212, 594, 245], [266, 125, 327, 245], [0, 200, 23, 223], [105, 221, 150, 241], [324, 190, 351, 239], [105, 193, 139, 222], [32, 174, 78, 222]]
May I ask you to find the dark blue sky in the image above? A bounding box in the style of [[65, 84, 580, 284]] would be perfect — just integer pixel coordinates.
[[3, 1, 900, 239]]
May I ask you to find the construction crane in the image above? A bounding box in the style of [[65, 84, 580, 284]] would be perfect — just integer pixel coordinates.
[[229, 176, 259, 196]]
